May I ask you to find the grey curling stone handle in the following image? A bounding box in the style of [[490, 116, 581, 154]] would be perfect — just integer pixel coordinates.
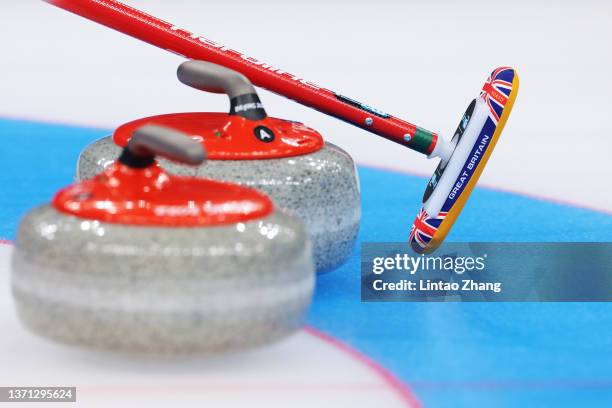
[[177, 60, 267, 121], [119, 125, 206, 168]]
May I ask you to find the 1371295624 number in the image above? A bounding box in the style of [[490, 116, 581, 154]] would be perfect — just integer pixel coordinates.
[[1, 387, 76, 402]]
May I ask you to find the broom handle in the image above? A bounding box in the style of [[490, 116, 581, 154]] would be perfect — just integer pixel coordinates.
[[44, 0, 439, 155]]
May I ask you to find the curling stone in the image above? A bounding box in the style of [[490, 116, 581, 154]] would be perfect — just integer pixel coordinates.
[[77, 61, 361, 273], [12, 125, 315, 354]]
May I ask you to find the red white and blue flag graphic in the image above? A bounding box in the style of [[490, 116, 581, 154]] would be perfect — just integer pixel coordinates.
[[409, 66, 516, 253], [409, 208, 448, 251], [480, 67, 514, 123]]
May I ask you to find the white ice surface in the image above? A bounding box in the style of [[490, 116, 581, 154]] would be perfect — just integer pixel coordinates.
[[1, 0, 611, 212]]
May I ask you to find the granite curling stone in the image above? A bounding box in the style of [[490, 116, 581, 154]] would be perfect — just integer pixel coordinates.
[[12, 125, 315, 354], [77, 61, 361, 273]]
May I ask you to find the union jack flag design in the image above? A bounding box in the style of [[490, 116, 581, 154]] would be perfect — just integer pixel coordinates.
[[409, 208, 448, 251], [480, 67, 514, 123]]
